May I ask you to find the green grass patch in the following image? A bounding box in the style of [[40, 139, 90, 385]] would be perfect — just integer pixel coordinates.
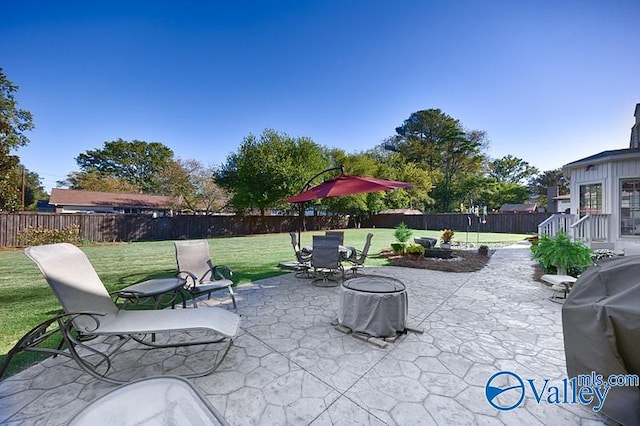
[[0, 228, 527, 377]]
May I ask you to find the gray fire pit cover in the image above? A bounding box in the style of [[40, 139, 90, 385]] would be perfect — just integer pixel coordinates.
[[343, 275, 406, 293], [562, 255, 640, 425], [339, 275, 407, 337]]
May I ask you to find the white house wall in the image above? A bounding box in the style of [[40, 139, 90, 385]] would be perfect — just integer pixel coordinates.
[[612, 158, 640, 177], [569, 162, 611, 215], [570, 158, 640, 251], [613, 160, 640, 249]]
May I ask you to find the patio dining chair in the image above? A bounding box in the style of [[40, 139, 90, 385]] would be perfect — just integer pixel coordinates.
[[311, 235, 343, 287], [14, 243, 241, 384], [289, 231, 312, 277], [325, 231, 344, 245], [344, 232, 374, 274], [174, 240, 237, 309]]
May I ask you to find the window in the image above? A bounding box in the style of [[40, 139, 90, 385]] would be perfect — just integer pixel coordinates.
[[579, 183, 602, 217], [620, 178, 640, 236]]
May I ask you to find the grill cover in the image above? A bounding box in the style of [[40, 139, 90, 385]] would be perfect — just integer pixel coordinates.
[[562, 256, 640, 425]]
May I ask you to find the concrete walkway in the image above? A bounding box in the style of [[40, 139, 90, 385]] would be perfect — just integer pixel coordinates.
[[0, 243, 606, 425]]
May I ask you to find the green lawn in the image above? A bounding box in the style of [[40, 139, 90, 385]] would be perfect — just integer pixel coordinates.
[[0, 228, 528, 377]]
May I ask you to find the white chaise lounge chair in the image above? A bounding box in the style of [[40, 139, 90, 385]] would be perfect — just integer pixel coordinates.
[[7, 243, 241, 384], [67, 376, 229, 425]]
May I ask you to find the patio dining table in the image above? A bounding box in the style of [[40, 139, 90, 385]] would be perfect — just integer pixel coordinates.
[[303, 245, 352, 260]]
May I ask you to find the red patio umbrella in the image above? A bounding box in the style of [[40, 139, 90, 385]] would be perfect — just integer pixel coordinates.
[[283, 169, 412, 245], [283, 174, 412, 204]]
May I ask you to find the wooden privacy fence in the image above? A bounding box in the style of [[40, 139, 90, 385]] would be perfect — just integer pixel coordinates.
[[0, 212, 551, 247], [0, 213, 348, 247], [361, 212, 553, 235]]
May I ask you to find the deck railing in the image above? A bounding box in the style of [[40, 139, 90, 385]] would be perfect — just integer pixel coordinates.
[[538, 213, 611, 247], [570, 213, 610, 244], [537, 213, 574, 237]]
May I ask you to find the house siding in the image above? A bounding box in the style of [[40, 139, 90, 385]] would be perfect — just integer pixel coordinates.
[[557, 103, 640, 252], [567, 157, 640, 251], [613, 161, 640, 244], [569, 164, 611, 215]]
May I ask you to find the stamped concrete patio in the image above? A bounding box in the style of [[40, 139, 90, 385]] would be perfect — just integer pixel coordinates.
[[0, 242, 606, 425]]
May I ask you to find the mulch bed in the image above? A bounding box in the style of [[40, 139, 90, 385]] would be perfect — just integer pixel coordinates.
[[380, 248, 494, 273]]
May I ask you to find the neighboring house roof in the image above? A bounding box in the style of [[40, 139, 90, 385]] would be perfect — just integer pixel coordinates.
[[49, 189, 174, 209], [499, 203, 537, 213], [379, 208, 424, 215], [563, 148, 640, 170]]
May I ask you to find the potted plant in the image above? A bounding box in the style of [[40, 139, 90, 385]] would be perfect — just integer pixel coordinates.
[[531, 231, 593, 276], [392, 222, 413, 254], [440, 229, 454, 249], [478, 244, 489, 255], [405, 243, 425, 260]]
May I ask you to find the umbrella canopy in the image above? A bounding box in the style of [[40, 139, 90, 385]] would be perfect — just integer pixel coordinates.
[[283, 174, 412, 204]]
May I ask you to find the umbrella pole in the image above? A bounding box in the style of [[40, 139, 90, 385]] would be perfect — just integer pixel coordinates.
[[298, 202, 304, 247]]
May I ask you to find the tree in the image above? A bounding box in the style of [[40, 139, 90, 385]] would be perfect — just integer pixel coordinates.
[[0, 153, 21, 211], [157, 159, 228, 214], [58, 171, 140, 193], [488, 155, 538, 184], [22, 167, 47, 210], [370, 150, 434, 210], [486, 181, 532, 210], [0, 68, 34, 151], [0, 68, 34, 211], [529, 168, 570, 207], [319, 150, 386, 222], [315, 150, 433, 226], [472, 155, 539, 210], [385, 109, 486, 212], [74, 139, 174, 193], [215, 129, 327, 215]]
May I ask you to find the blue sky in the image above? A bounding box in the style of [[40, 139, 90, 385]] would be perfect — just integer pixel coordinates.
[[2, 0, 639, 192]]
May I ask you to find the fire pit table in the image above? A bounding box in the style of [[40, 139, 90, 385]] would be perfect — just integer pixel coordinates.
[[339, 275, 408, 338]]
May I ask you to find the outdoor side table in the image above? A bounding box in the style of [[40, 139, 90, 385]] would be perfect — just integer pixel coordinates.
[[339, 275, 408, 337], [117, 277, 186, 309]]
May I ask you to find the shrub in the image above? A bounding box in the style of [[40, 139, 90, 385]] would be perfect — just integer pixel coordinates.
[[531, 231, 593, 276], [405, 244, 425, 256], [17, 224, 81, 246], [394, 222, 413, 245]]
